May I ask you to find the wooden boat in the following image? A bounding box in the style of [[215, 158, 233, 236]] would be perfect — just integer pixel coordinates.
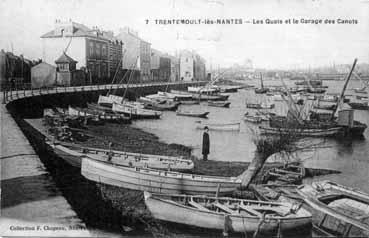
[[179, 100, 200, 105], [246, 102, 275, 109], [307, 88, 326, 94], [68, 106, 131, 123], [246, 103, 262, 109], [144, 192, 312, 234], [259, 126, 342, 137], [112, 102, 161, 119], [191, 93, 229, 101], [46, 141, 194, 171], [297, 180, 369, 237], [354, 87, 368, 94], [158, 91, 193, 101], [195, 122, 240, 131], [176, 111, 209, 118], [218, 85, 240, 93], [243, 112, 262, 123], [97, 95, 113, 107], [188, 86, 219, 94], [262, 163, 306, 185], [137, 96, 167, 104], [143, 102, 179, 111], [207, 101, 231, 108], [81, 157, 241, 195], [87, 102, 113, 113], [254, 88, 269, 94]]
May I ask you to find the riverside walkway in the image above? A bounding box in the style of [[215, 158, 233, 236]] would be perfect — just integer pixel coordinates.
[[0, 95, 91, 237], [2, 81, 205, 104], [0, 81, 204, 236]]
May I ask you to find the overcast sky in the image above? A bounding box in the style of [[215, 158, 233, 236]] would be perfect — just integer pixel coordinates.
[[0, 0, 368, 69]]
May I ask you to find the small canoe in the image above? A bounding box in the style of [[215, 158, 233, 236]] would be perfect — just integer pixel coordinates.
[[207, 101, 231, 108], [46, 141, 194, 171], [195, 122, 240, 131], [176, 111, 209, 118], [81, 157, 241, 195], [297, 181, 369, 237], [144, 192, 312, 234]]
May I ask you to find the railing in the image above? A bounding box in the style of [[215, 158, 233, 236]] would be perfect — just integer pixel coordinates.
[[2, 81, 207, 104]]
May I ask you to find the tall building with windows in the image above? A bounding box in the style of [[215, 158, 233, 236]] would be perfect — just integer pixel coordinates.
[[179, 50, 194, 81], [178, 50, 206, 81], [117, 27, 151, 81], [41, 20, 122, 84]]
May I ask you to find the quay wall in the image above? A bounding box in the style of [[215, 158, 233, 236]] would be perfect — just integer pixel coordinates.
[[1, 81, 205, 235]]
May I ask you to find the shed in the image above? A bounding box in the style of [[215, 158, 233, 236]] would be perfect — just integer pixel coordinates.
[[31, 62, 56, 88]]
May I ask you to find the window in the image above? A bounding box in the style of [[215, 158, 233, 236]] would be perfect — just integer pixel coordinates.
[[89, 42, 94, 57], [102, 45, 107, 58], [96, 43, 101, 58]]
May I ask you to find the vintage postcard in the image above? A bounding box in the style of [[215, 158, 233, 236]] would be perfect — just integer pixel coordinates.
[[1, 0, 369, 237]]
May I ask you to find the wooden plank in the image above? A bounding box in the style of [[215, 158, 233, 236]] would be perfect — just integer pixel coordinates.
[[188, 200, 211, 212], [238, 204, 262, 217], [213, 203, 236, 214]]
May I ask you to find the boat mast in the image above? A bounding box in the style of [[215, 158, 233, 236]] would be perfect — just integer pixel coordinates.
[[260, 73, 264, 89], [330, 58, 357, 119], [121, 56, 140, 104]]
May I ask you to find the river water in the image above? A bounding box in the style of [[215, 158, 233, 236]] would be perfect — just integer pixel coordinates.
[[133, 79, 369, 193]]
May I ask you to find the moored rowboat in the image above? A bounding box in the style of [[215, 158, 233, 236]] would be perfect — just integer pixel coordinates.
[[176, 111, 209, 118], [195, 122, 240, 131], [297, 181, 369, 237], [46, 141, 194, 171], [259, 126, 342, 137], [144, 192, 312, 234], [207, 101, 231, 108], [81, 157, 241, 195], [112, 102, 161, 119]]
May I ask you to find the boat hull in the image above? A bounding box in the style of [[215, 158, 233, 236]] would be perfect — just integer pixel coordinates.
[[47, 142, 194, 171], [195, 123, 240, 131], [259, 126, 342, 137], [176, 111, 209, 118], [81, 158, 240, 195], [145, 193, 311, 233]]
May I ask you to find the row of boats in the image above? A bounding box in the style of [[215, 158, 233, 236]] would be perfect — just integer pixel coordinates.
[[46, 138, 369, 237]]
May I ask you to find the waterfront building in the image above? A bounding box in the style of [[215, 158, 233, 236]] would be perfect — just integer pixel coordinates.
[[55, 52, 85, 86], [150, 49, 171, 82], [116, 27, 151, 82], [41, 20, 122, 84], [31, 62, 56, 88], [179, 50, 194, 81], [179, 50, 206, 81], [193, 53, 206, 81], [168, 55, 180, 82]]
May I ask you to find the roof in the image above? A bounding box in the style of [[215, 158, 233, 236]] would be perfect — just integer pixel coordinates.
[[41, 21, 110, 41], [55, 52, 77, 63]]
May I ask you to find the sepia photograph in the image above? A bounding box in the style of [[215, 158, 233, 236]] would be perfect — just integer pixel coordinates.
[[1, 0, 369, 237]]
